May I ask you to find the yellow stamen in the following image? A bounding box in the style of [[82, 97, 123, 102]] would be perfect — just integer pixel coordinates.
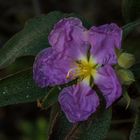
[[66, 56, 98, 85]]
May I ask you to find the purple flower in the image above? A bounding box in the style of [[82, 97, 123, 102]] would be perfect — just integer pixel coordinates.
[[33, 17, 122, 123]]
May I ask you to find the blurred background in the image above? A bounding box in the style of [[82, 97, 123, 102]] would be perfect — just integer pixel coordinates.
[[0, 0, 140, 140], [0, 0, 123, 44]]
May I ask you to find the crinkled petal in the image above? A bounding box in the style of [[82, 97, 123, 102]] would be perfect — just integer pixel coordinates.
[[48, 17, 88, 59], [58, 83, 99, 123], [94, 65, 122, 107], [33, 48, 73, 87], [88, 23, 122, 64]]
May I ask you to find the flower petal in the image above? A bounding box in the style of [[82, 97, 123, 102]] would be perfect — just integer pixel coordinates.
[[94, 65, 122, 107], [48, 17, 88, 59], [33, 48, 72, 87], [88, 23, 122, 64], [58, 83, 99, 123]]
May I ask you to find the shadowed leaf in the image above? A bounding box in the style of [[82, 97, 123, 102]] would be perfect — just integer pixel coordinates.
[[49, 108, 112, 140], [0, 11, 90, 69], [122, 19, 140, 39], [0, 69, 48, 106]]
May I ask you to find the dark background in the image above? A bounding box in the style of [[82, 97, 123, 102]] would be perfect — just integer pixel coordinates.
[[0, 0, 123, 44]]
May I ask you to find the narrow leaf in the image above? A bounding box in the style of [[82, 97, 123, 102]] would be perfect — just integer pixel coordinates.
[[48, 106, 73, 140], [122, 19, 140, 39], [39, 86, 61, 109], [0, 11, 63, 68], [49, 108, 112, 140], [0, 69, 47, 106], [70, 109, 112, 140], [38, 79, 78, 109]]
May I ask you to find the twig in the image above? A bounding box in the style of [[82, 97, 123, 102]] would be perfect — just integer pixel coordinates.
[[64, 123, 79, 140]]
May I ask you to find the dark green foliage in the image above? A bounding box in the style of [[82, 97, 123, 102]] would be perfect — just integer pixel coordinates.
[[0, 11, 89, 107], [49, 108, 112, 140], [0, 9, 139, 140], [0, 11, 90, 69], [0, 11, 63, 68], [122, 19, 140, 39], [77, 109, 112, 140], [40, 86, 60, 109], [49, 110, 73, 140], [0, 69, 47, 106]]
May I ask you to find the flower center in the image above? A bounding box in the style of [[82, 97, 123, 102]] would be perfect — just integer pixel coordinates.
[[66, 56, 97, 83]]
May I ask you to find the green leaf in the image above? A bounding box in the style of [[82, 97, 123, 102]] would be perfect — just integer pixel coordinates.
[[0, 11, 90, 69], [40, 86, 61, 109], [49, 108, 112, 140], [122, 19, 140, 39], [130, 109, 140, 140], [123, 0, 140, 22], [0, 11, 62, 69], [0, 69, 47, 106], [72, 109, 112, 140], [48, 110, 73, 140], [39, 80, 78, 109]]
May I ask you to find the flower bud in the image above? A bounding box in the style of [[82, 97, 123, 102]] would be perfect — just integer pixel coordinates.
[[118, 53, 135, 69], [117, 69, 135, 85]]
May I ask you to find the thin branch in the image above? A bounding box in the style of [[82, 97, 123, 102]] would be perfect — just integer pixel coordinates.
[[64, 123, 79, 140]]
